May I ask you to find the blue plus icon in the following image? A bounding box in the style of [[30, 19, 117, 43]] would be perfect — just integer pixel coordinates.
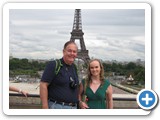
[[142, 93, 153, 105], [137, 89, 158, 110]]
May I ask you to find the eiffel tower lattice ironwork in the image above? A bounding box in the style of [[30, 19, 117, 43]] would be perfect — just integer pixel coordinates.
[[70, 9, 90, 64]]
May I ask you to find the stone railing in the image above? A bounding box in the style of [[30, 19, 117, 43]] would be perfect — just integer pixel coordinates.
[[9, 93, 139, 109]]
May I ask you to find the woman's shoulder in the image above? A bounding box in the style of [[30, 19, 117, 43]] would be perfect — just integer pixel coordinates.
[[81, 79, 85, 85], [104, 79, 110, 84], [103, 79, 111, 88]]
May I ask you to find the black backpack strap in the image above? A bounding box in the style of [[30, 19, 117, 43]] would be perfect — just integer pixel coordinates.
[[73, 63, 78, 77]]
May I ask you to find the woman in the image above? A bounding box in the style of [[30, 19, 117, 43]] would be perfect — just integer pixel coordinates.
[[79, 59, 113, 109], [9, 86, 28, 97]]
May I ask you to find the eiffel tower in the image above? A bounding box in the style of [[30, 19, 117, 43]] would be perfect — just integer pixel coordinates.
[[70, 9, 90, 64]]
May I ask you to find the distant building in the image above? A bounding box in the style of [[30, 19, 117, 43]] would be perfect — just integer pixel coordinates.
[[113, 75, 126, 81], [9, 55, 13, 60], [127, 74, 134, 81], [136, 59, 145, 67], [123, 74, 137, 85], [28, 59, 49, 63]]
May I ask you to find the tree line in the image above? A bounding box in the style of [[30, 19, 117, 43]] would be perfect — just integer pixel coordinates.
[[9, 58, 48, 78], [103, 62, 145, 85], [9, 58, 145, 85]]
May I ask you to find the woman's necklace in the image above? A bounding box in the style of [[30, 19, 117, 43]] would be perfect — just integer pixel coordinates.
[[91, 80, 101, 85]]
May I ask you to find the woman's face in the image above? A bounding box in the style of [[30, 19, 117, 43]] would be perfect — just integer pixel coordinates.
[[89, 60, 101, 77]]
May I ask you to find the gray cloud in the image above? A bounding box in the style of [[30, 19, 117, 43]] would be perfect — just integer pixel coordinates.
[[9, 9, 145, 61]]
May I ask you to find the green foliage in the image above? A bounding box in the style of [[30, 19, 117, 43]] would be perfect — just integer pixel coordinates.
[[9, 58, 47, 78], [9, 58, 145, 85], [103, 62, 145, 85]]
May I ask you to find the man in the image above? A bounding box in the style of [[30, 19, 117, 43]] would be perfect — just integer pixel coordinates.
[[40, 41, 79, 109]]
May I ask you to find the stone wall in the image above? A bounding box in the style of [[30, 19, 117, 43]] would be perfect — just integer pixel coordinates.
[[9, 94, 139, 109]]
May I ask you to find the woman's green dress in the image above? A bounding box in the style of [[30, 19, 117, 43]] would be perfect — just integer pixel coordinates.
[[82, 79, 110, 109]]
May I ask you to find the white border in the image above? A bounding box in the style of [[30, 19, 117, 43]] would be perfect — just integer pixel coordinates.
[[3, 3, 151, 115]]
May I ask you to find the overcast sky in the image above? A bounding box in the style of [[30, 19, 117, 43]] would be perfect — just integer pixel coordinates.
[[9, 9, 145, 61]]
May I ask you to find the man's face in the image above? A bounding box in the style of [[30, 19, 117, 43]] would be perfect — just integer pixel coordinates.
[[63, 43, 77, 65]]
